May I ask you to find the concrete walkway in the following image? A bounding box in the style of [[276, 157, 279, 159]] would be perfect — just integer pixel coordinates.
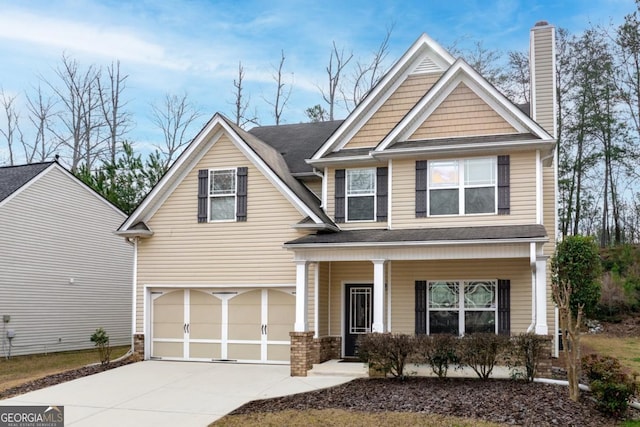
[[0, 361, 356, 427]]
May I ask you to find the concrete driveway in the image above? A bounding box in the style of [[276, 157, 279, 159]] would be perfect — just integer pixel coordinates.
[[0, 361, 355, 427]]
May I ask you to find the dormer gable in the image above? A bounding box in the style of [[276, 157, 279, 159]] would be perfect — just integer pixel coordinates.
[[310, 33, 455, 160]]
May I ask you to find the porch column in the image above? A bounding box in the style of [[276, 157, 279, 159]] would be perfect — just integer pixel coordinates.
[[535, 257, 549, 334], [295, 260, 309, 332], [372, 259, 385, 333]]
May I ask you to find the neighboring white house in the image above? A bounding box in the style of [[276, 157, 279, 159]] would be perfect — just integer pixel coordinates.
[[0, 161, 133, 357]]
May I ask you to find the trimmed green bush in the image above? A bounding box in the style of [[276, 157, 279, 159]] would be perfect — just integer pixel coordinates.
[[415, 334, 459, 378], [508, 333, 548, 382], [90, 327, 111, 365], [457, 333, 510, 380], [357, 333, 414, 378], [582, 354, 637, 417]]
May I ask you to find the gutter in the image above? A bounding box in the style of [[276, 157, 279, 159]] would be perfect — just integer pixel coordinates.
[[284, 236, 549, 250]]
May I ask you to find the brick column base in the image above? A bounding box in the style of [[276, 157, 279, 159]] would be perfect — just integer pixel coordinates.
[[133, 334, 145, 359], [536, 335, 554, 378], [290, 331, 314, 376]]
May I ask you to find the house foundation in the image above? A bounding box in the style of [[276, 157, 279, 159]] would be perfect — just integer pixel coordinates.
[[133, 333, 145, 359], [290, 331, 315, 376]]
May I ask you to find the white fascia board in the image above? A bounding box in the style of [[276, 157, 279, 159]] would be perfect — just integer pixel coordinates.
[[0, 163, 56, 210], [53, 163, 128, 218], [119, 115, 223, 231], [216, 121, 326, 225], [284, 236, 549, 250], [312, 34, 454, 161], [376, 60, 553, 153], [371, 139, 556, 159], [306, 155, 377, 168]]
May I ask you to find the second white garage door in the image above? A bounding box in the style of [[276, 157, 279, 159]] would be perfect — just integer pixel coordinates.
[[150, 288, 295, 364]]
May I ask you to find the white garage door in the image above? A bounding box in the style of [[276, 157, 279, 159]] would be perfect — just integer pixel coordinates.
[[150, 288, 294, 364]]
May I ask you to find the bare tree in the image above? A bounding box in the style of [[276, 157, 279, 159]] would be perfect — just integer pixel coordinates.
[[319, 42, 353, 121], [504, 50, 530, 104], [98, 60, 131, 164], [25, 85, 58, 163], [46, 54, 105, 172], [150, 92, 202, 169], [0, 89, 23, 166], [230, 61, 258, 128], [263, 50, 292, 125], [342, 26, 393, 112]]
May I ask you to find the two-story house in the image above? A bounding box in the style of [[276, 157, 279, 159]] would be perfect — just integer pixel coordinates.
[[118, 22, 557, 376]]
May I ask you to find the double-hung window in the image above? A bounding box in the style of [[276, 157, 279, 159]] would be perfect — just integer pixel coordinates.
[[346, 168, 376, 221], [428, 280, 497, 335], [429, 158, 496, 215], [209, 168, 236, 221]]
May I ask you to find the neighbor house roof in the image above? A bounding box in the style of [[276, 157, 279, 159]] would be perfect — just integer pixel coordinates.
[[285, 224, 548, 247], [248, 120, 343, 175], [0, 162, 54, 202]]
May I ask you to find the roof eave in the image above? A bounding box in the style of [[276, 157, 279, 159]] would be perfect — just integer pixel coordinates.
[[306, 155, 382, 168], [114, 229, 154, 238], [372, 139, 556, 160], [284, 236, 549, 249], [291, 223, 341, 232]]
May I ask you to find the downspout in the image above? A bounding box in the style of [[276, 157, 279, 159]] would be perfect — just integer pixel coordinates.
[[314, 262, 319, 339], [528, 242, 537, 333], [126, 237, 139, 355]]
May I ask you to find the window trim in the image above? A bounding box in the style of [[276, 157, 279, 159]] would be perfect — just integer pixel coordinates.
[[427, 157, 497, 217], [345, 167, 377, 222], [426, 279, 498, 335], [208, 167, 238, 222]]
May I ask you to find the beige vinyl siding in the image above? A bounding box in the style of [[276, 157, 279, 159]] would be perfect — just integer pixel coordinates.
[[388, 259, 531, 334], [0, 166, 132, 356], [307, 263, 316, 332], [542, 164, 556, 332], [392, 151, 537, 228], [328, 261, 374, 336], [532, 27, 555, 136], [343, 74, 442, 149], [136, 133, 307, 333], [410, 83, 517, 140], [303, 178, 322, 199], [325, 165, 389, 230]]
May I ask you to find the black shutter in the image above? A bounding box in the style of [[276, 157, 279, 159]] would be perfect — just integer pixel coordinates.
[[497, 279, 511, 335], [415, 281, 427, 334], [376, 167, 388, 222], [236, 167, 248, 222], [335, 169, 345, 223], [497, 155, 510, 215], [415, 160, 428, 218], [197, 169, 208, 223]]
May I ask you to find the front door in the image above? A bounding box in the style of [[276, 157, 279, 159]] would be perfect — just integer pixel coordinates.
[[344, 284, 373, 357]]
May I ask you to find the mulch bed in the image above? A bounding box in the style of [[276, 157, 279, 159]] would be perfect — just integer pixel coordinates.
[[0, 358, 137, 400], [230, 377, 630, 426]]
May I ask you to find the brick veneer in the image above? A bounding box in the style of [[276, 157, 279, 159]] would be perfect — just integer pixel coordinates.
[[535, 335, 554, 378], [290, 331, 315, 376], [133, 333, 145, 359], [312, 336, 342, 365]]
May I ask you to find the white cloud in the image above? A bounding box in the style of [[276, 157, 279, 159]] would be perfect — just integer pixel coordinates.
[[0, 9, 187, 70]]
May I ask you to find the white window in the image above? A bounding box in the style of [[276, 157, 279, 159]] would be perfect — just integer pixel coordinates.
[[429, 158, 496, 216], [346, 168, 376, 221], [428, 280, 497, 335], [209, 169, 236, 221]]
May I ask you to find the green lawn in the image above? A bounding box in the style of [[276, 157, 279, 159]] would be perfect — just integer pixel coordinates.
[[581, 335, 640, 374]]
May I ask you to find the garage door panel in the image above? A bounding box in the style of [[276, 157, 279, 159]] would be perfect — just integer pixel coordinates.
[[228, 343, 261, 360], [190, 294, 222, 340], [267, 344, 290, 362], [153, 342, 182, 358], [153, 291, 184, 340], [190, 343, 221, 359], [267, 324, 292, 341], [153, 323, 184, 339]]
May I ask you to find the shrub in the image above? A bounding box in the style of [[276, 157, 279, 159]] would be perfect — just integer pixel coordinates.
[[90, 327, 111, 365], [415, 334, 459, 378], [457, 333, 510, 380], [582, 354, 637, 417], [357, 333, 415, 378], [508, 333, 548, 382]]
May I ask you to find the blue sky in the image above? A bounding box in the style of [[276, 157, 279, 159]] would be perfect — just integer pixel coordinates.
[[0, 0, 636, 158]]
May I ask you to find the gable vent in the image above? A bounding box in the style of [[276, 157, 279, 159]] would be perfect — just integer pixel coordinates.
[[411, 56, 441, 75]]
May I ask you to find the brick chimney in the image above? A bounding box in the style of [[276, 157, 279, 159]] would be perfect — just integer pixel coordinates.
[[530, 21, 556, 138]]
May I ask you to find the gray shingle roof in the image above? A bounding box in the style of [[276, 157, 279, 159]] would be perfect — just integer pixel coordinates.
[[222, 117, 336, 227], [387, 133, 539, 151], [285, 224, 548, 246], [248, 120, 343, 174], [0, 162, 53, 202]]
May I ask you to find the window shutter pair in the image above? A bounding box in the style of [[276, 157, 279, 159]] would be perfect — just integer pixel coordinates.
[[414, 279, 511, 335], [414, 156, 510, 217], [197, 167, 248, 222], [334, 167, 388, 223]]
